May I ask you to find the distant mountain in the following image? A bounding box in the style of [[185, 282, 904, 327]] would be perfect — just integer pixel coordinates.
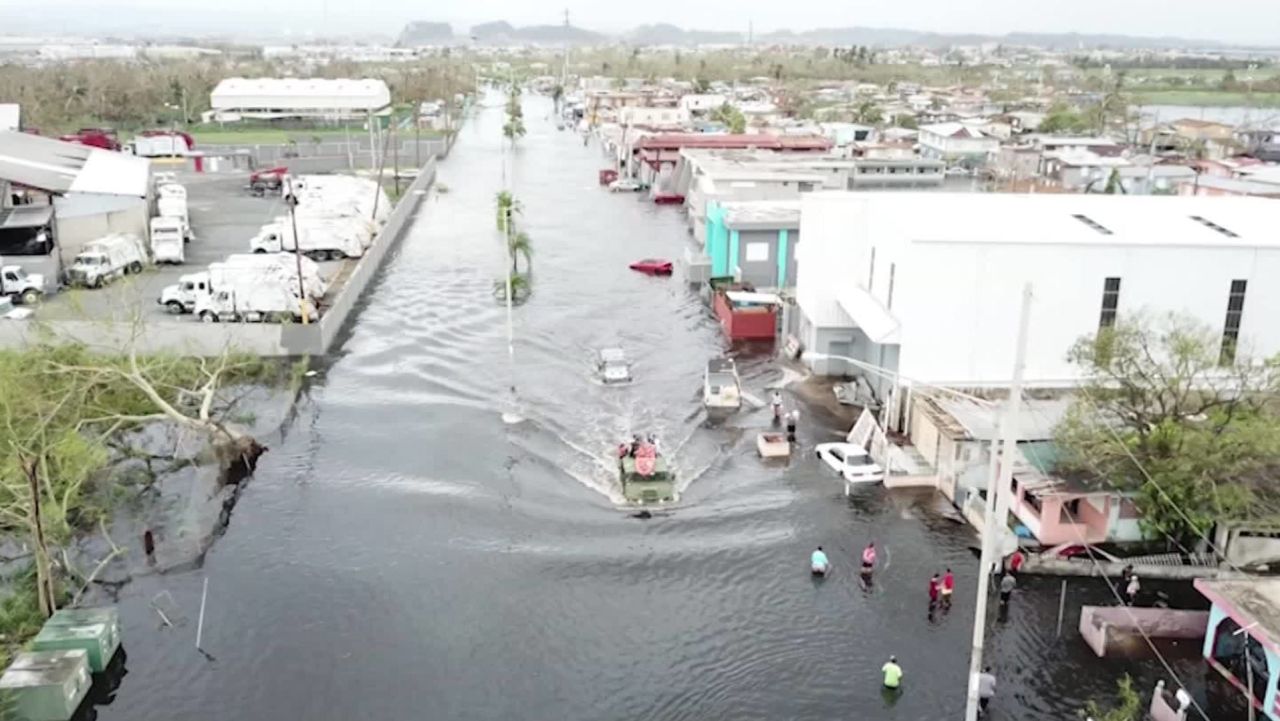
[[395, 19, 1247, 51], [397, 21, 453, 46], [627, 23, 743, 46], [467, 21, 604, 45]]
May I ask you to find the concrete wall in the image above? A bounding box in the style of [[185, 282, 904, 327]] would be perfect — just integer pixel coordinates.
[[1079, 606, 1208, 658], [732, 228, 799, 289]]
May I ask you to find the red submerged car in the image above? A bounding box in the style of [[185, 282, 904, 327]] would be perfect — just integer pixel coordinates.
[[629, 259, 673, 276]]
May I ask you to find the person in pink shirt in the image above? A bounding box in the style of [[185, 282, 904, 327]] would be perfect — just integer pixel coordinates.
[[861, 542, 877, 574], [928, 573, 940, 606], [941, 568, 955, 606]]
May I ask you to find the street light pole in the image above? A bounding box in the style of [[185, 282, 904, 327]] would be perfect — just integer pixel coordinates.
[[964, 283, 1032, 721], [283, 177, 309, 325]]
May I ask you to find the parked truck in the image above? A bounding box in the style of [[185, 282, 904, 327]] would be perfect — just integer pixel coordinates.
[[194, 269, 316, 323], [65, 234, 147, 288], [248, 221, 365, 260], [131, 131, 195, 157], [156, 184, 192, 240], [0, 263, 44, 305], [150, 217, 185, 264], [157, 254, 327, 315], [157, 272, 210, 314]]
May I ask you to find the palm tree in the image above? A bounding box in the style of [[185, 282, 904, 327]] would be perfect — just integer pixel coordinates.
[[508, 231, 532, 273], [493, 272, 532, 304], [503, 117, 526, 142], [495, 191, 522, 232]]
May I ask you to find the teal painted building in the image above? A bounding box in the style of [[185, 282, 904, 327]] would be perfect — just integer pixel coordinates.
[[1195, 578, 1280, 719], [705, 200, 801, 289]]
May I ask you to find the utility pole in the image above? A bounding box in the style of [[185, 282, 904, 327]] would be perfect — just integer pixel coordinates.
[[283, 177, 309, 324], [964, 283, 1032, 721]]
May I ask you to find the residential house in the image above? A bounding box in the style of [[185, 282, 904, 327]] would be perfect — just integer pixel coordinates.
[[1170, 118, 1238, 159], [1040, 151, 1132, 191], [618, 106, 691, 129], [1194, 579, 1280, 720], [1031, 136, 1124, 157], [679, 94, 727, 115], [917, 122, 999, 167], [1009, 470, 1145, 545], [795, 192, 1280, 431]]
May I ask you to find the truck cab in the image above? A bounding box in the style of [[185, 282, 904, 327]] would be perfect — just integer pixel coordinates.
[[0, 265, 44, 305], [157, 272, 209, 314]]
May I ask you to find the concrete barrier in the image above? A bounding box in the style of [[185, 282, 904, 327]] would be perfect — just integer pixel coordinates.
[[1078, 605, 1207, 658]]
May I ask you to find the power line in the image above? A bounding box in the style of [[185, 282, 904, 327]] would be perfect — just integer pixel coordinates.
[[1057, 502, 1214, 721]]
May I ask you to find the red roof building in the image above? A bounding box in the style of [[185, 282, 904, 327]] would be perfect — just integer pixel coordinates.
[[636, 133, 832, 170]]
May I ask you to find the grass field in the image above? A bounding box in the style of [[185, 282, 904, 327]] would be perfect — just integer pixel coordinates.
[[1132, 90, 1280, 107]]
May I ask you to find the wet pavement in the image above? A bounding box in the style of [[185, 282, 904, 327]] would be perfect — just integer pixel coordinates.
[[93, 94, 1246, 721]]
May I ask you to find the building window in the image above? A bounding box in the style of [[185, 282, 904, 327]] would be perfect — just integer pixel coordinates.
[[1098, 277, 1120, 329], [1220, 279, 1247, 365], [867, 247, 876, 291], [744, 242, 769, 262], [887, 263, 896, 310]]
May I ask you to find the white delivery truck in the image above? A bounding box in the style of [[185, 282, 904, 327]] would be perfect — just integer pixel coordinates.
[[156, 184, 192, 241], [271, 214, 375, 250], [248, 222, 364, 260], [195, 269, 316, 323], [150, 217, 185, 264], [289, 174, 391, 225], [221, 253, 327, 300], [66, 233, 148, 288], [132, 131, 194, 157], [157, 272, 210, 314], [0, 263, 45, 305]]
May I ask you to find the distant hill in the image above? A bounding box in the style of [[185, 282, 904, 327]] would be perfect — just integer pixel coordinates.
[[393, 20, 1244, 51], [468, 21, 604, 45], [397, 21, 453, 46], [627, 23, 743, 46]]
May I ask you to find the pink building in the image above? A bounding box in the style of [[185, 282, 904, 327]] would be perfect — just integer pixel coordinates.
[[1009, 470, 1144, 546]]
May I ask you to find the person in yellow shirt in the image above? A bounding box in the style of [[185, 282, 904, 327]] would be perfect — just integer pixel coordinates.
[[882, 655, 903, 689]]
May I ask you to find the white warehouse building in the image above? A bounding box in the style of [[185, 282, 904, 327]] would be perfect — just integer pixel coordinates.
[[209, 78, 392, 121], [796, 192, 1280, 428]]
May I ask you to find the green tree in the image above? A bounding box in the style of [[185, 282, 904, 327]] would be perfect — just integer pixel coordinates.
[[1039, 103, 1091, 134], [1082, 675, 1142, 721], [710, 102, 746, 133], [854, 101, 884, 125], [1057, 313, 1280, 546], [495, 191, 521, 232], [893, 114, 919, 130], [508, 231, 532, 274]]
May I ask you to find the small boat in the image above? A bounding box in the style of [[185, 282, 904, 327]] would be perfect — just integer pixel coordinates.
[[629, 259, 673, 276], [757, 432, 790, 458], [617, 439, 675, 504], [597, 347, 631, 384], [703, 358, 742, 414]]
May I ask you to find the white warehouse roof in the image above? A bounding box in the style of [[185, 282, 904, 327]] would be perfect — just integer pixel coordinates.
[[802, 192, 1280, 249], [210, 78, 391, 112]]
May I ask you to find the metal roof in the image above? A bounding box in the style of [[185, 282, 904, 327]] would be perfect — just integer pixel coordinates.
[[210, 78, 391, 111], [0, 131, 150, 197], [0, 205, 53, 229], [637, 133, 831, 152], [720, 200, 801, 229]]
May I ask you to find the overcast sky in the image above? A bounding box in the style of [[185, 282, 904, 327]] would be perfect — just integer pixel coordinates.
[[9, 0, 1280, 45]]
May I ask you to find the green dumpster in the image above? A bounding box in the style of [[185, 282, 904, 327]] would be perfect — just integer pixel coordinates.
[[0, 649, 91, 721], [45, 608, 120, 666], [31, 622, 115, 673]]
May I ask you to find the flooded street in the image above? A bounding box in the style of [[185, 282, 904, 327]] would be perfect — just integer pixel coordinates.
[[96, 95, 1235, 721]]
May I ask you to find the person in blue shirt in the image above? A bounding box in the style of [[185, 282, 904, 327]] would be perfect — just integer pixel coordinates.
[[811, 546, 830, 576]]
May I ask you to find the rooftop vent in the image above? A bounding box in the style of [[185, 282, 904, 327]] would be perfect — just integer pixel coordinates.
[[1190, 215, 1240, 238], [1072, 213, 1113, 236]]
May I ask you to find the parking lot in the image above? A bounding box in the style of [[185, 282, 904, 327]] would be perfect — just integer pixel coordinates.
[[35, 169, 351, 323]]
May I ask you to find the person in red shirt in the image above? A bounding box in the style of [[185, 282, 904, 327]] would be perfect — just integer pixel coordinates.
[[1008, 549, 1025, 576], [941, 568, 955, 606], [928, 573, 940, 606]]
